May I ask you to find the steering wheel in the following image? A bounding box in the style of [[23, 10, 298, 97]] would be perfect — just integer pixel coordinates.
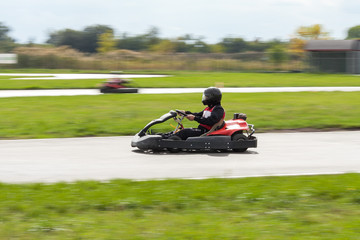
[[175, 109, 188, 117]]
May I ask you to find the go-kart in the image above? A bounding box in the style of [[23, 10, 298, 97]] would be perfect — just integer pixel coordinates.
[[100, 78, 138, 93], [131, 110, 257, 152]]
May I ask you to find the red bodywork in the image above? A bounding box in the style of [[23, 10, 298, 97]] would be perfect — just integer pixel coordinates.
[[104, 83, 126, 89], [102, 79, 129, 89], [208, 119, 249, 136]]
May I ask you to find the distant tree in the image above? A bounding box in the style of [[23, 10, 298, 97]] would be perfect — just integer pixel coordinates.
[[117, 34, 147, 51], [174, 35, 195, 52], [209, 44, 225, 53], [296, 24, 329, 40], [173, 39, 188, 52], [47, 25, 113, 53], [346, 25, 360, 39], [81, 25, 114, 53], [268, 44, 288, 65], [0, 22, 16, 52], [117, 27, 160, 51], [150, 39, 176, 53], [289, 38, 306, 54], [246, 39, 277, 52], [219, 37, 247, 53], [173, 35, 211, 53], [97, 30, 116, 53], [47, 29, 83, 50], [143, 26, 160, 46], [190, 40, 210, 53], [289, 24, 329, 53], [0, 22, 10, 41]]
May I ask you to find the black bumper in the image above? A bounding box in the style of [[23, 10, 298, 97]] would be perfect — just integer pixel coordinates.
[[131, 134, 257, 151], [100, 88, 138, 93]]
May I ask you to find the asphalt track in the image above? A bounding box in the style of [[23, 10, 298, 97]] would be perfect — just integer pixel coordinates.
[[0, 73, 168, 80], [1, 86, 360, 98], [1, 131, 359, 183]]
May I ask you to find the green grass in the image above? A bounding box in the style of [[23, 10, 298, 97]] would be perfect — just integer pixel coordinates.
[[0, 92, 359, 139], [0, 174, 359, 239], [133, 72, 360, 88], [0, 71, 360, 89], [0, 76, 102, 89]]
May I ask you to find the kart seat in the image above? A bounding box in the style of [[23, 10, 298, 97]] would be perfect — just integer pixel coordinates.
[[201, 118, 225, 136]]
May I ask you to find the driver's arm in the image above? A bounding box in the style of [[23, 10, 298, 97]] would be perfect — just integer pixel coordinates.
[[194, 107, 224, 126]]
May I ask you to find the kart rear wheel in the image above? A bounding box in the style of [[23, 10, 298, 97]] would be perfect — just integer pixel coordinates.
[[168, 135, 182, 153], [232, 133, 248, 152]]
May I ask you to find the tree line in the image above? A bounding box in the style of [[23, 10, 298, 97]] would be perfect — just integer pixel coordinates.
[[0, 22, 16, 52], [45, 25, 283, 54], [1, 22, 360, 54]]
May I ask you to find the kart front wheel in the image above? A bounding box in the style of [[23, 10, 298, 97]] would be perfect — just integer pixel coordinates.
[[231, 133, 248, 152]]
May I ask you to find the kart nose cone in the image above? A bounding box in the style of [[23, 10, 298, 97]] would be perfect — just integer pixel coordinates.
[[131, 133, 140, 147]]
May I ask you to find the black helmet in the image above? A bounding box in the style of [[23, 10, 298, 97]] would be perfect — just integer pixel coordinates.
[[202, 87, 222, 106]]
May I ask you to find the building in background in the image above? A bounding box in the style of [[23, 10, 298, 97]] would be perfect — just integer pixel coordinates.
[[305, 40, 360, 74]]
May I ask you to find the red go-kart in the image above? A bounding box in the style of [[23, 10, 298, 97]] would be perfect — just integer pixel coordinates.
[[100, 78, 138, 93], [131, 110, 257, 152]]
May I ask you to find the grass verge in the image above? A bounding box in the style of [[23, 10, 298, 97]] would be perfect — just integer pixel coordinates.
[[0, 76, 103, 90], [0, 92, 359, 139], [133, 72, 360, 88], [0, 174, 359, 239], [1, 72, 360, 89]]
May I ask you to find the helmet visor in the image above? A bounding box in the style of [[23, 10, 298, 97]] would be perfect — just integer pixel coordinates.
[[202, 93, 208, 102], [202, 93, 210, 105]]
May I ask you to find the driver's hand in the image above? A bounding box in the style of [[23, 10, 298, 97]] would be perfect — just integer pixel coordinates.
[[177, 110, 186, 115], [186, 114, 195, 121]]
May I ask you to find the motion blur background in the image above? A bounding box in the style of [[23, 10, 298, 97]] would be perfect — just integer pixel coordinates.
[[1, 0, 359, 72]]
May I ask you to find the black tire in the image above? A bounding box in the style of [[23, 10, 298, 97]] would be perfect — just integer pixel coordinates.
[[231, 133, 248, 152], [168, 135, 182, 153]]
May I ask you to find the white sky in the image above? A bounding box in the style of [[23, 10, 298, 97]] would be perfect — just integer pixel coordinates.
[[1, 0, 359, 44]]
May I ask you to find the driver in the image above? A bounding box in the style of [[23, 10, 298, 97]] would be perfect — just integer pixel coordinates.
[[174, 87, 225, 140]]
